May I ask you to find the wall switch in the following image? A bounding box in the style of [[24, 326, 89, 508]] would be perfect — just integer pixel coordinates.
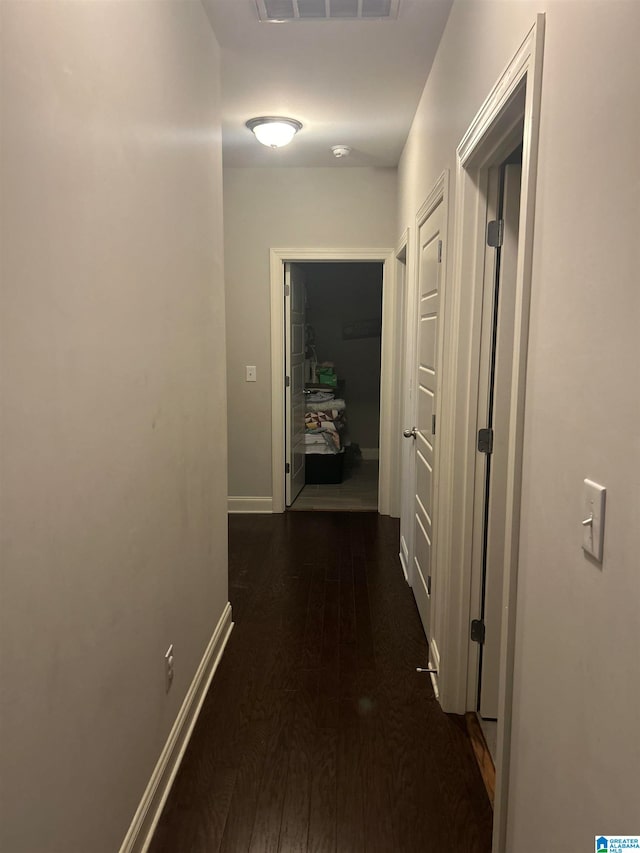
[[246, 365, 257, 382], [582, 479, 606, 562], [165, 644, 174, 693]]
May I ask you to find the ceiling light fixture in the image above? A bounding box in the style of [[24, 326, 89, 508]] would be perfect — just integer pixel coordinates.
[[246, 116, 302, 148]]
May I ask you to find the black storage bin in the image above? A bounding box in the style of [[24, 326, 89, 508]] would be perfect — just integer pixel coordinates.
[[305, 451, 345, 485]]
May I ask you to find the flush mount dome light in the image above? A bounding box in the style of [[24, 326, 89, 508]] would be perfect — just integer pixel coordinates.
[[246, 116, 302, 148]]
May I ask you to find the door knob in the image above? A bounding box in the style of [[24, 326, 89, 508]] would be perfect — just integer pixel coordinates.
[[403, 427, 417, 439]]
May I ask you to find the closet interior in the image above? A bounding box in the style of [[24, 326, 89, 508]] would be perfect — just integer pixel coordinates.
[[290, 262, 383, 511]]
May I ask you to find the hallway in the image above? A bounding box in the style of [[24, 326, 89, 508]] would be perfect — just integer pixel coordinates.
[[150, 513, 493, 852]]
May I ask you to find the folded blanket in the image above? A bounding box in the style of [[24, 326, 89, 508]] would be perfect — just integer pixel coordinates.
[[305, 411, 333, 429], [305, 433, 328, 446], [304, 411, 341, 452], [306, 398, 346, 414], [306, 390, 335, 403], [304, 442, 344, 456]]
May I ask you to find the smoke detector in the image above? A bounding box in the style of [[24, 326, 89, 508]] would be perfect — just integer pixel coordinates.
[[331, 145, 352, 159]]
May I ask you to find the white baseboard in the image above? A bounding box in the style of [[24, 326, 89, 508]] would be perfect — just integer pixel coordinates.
[[228, 496, 273, 513], [119, 603, 234, 853], [399, 535, 409, 582], [429, 639, 441, 701], [399, 549, 409, 582], [361, 448, 380, 461]]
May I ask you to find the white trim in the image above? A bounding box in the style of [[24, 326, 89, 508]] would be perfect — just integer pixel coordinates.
[[429, 638, 441, 700], [395, 229, 409, 263], [390, 229, 409, 519], [399, 547, 409, 582], [433, 16, 545, 853], [228, 496, 274, 514], [429, 670, 440, 701], [360, 447, 379, 461], [270, 248, 396, 515], [397, 227, 415, 584], [119, 603, 234, 853], [430, 638, 441, 673], [378, 251, 397, 517]]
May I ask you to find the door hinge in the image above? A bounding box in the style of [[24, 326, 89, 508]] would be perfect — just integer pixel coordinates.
[[437, 239, 443, 263], [284, 284, 290, 296], [285, 375, 290, 388], [431, 414, 436, 435], [285, 462, 290, 474], [477, 427, 494, 454], [487, 219, 504, 248], [471, 619, 485, 644]]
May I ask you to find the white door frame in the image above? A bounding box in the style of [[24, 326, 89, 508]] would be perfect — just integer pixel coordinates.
[[434, 16, 545, 853], [270, 248, 396, 515], [391, 232, 409, 530], [284, 263, 306, 506], [396, 229, 413, 579]]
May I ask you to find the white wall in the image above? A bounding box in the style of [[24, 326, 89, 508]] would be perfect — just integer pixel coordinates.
[[224, 166, 396, 499], [398, 2, 640, 850], [304, 263, 383, 451], [0, 3, 228, 851]]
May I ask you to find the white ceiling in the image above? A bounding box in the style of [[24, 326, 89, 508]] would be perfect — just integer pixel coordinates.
[[203, 0, 453, 168]]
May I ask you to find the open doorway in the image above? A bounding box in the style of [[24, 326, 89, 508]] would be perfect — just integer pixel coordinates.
[[269, 248, 397, 517], [473, 146, 523, 762], [286, 262, 383, 511]]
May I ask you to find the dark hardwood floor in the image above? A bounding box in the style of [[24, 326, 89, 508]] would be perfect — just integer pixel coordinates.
[[149, 512, 493, 853]]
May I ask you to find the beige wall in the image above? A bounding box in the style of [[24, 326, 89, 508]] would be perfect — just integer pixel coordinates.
[[399, 2, 640, 850], [224, 166, 397, 499], [0, 3, 228, 851]]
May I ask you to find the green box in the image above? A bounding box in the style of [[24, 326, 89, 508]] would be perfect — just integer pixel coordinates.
[[316, 368, 337, 387]]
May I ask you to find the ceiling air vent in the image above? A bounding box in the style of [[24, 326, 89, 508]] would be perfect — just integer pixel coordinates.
[[257, 0, 399, 22]]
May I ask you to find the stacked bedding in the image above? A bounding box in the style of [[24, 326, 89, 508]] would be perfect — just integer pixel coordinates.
[[304, 391, 347, 456]]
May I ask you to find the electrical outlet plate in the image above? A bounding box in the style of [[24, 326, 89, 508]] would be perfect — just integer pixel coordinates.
[[582, 479, 606, 562]]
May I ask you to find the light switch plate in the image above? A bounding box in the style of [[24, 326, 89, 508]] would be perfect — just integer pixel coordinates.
[[582, 479, 606, 562], [246, 365, 257, 382]]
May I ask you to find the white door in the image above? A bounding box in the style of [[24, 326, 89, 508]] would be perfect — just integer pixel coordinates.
[[285, 263, 306, 506], [479, 164, 522, 719], [407, 202, 444, 649]]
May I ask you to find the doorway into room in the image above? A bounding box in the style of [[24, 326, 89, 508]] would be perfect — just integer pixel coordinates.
[[473, 145, 523, 762], [286, 262, 384, 511], [270, 248, 398, 517]]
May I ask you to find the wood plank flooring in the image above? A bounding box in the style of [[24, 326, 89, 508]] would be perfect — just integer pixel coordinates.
[[465, 712, 496, 807], [291, 460, 379, 511], [149, 513, 493, 853]]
